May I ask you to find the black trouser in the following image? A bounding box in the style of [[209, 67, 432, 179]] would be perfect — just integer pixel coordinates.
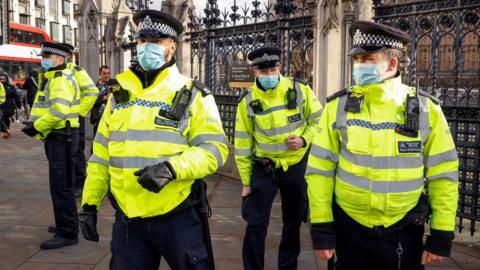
[[74, 116, 86, 190], [1, 110, 11, 129], [335, 207, 425, 270], [112, 206, 211, 270], [44, 129, 79, 239], [242, 156, 308, 270]]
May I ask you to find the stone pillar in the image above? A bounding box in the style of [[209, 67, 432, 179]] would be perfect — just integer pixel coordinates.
[[76, 0, 101, 82], [314, 0, 342, 102]]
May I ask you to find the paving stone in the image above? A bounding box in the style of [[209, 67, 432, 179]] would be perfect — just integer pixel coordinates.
[[29, 238, 109, 265], [0, 242, 40, 270]]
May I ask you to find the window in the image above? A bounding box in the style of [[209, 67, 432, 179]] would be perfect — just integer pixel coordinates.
[[36, 18, 46, 30], [19, 1, 30, 24], [36, 0, 45, 6], [50, 22, 60, 41], [35, 6, 45, 18], [63, 25, 72, 43], [62, 0, 70, 16], [49, 0, 57, 18]]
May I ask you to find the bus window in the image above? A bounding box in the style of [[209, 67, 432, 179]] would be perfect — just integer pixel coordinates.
[[10, 29, 23, 42]]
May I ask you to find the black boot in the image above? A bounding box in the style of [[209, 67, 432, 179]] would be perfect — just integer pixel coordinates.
[[40, 235, 78, 249]]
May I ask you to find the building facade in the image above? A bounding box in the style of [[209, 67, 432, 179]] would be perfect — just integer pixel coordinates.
[[8, 0, 80, 60]]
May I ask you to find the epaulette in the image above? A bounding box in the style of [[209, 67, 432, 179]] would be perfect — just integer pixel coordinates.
[[326, 88, 347, 103], [237, 90, 250, 103], [54, 71, 63, 78], [192, 80, 211, 97], [74, 66, 82, 72], [418, 89, 440, 105], [293, 77, 308, 86]]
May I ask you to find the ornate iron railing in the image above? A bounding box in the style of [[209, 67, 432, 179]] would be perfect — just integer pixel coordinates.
[[187, 0, 315, 142]]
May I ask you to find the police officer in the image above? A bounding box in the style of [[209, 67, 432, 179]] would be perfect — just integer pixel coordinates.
[[22, 42, 80, 249], [79, 10, 228, 270], [0, 80, 7, 138], [62, 42, 99, 197], [0, 74, 21, 138], [235, 46, 323, 270], [307, 21, 459, 269]]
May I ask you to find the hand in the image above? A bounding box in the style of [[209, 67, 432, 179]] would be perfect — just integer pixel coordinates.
[[79, 205, 99, 242], [421, 251, 445, 265], [21, 121, 38, 137], [241, 185, 251, 197], [134, 162, 175, 193], [286, 135, 304, 151], [315, 249, 335, 261]]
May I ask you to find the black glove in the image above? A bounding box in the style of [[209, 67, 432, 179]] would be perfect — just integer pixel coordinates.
[[79, 204, 99, 242], [134, 161, 176, 193], [424, 229, 454, 257], [21, 122, 39, 137]]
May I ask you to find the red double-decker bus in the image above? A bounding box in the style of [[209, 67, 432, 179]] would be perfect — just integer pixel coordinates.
[[0, 22, 52, 85]]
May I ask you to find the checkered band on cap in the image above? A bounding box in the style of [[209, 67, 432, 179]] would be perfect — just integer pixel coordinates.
[[41, 47, 69, 58], [252, 53, 280, 65], [353, 29, 404, 49], [134, 15, 177, 38]]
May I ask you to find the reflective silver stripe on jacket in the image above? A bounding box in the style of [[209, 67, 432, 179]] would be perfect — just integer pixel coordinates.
[[306, 165, 336, 177], [89, 154, 109, 166], [94, 132, 109, 148], [426, 171, 458, 183], [256, 141, 289, 152], [424, 149, 458, 167], [190, 134, 227, 146], [80, 84, 97, 91], [109, 130, 188, 145], [339, 146, 423, 169], [235, 130, 251, 139], [235, 148, 251, 157], [109, 155, 177, 169], [310, 144, 339, 163], [337, 167, 424, 193]]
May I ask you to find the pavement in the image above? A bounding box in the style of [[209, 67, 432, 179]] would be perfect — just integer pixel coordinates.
[[0, 121, 479, 270]]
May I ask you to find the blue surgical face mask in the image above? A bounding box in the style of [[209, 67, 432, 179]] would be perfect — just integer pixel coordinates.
[[41, 58, 54, 71], [258, 74, 279, 89], [136, 43, 167, 71], [352, 60, 389, 86]]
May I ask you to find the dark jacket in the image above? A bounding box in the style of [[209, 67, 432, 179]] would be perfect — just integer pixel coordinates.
[[23, 70, 38, 108], [0, 83, 21, 115]]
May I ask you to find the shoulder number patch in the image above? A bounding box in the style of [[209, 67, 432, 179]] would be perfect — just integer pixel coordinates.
[[287, 113, 302, 124], [155, 116, 179, 128], [398, 141, 421, 153]]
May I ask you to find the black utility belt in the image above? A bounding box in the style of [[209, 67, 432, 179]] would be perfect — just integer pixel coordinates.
[[48, 128, 79, 138], [251, 155, 274, 166]]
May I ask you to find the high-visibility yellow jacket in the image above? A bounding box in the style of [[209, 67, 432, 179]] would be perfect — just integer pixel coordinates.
[[0, 83, 5, 105], [66, 63, 99, 117], [306, 75, 458, 233], [30, 65, 80, 138], [82, 63, 229, 218], [234, 74, 323, 185]]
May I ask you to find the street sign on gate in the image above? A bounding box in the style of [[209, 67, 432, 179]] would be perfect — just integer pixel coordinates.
[[228, 64, 254, 88]]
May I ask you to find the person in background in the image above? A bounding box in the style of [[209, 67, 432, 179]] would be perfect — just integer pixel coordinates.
[[0, 74, 21, 138], [23, 70, 39, 109], [91, 65, 112, 135]]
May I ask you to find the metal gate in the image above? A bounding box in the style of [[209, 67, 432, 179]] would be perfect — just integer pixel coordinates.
[[373, 0, 480, 235], [186, 0, 315, 142]]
